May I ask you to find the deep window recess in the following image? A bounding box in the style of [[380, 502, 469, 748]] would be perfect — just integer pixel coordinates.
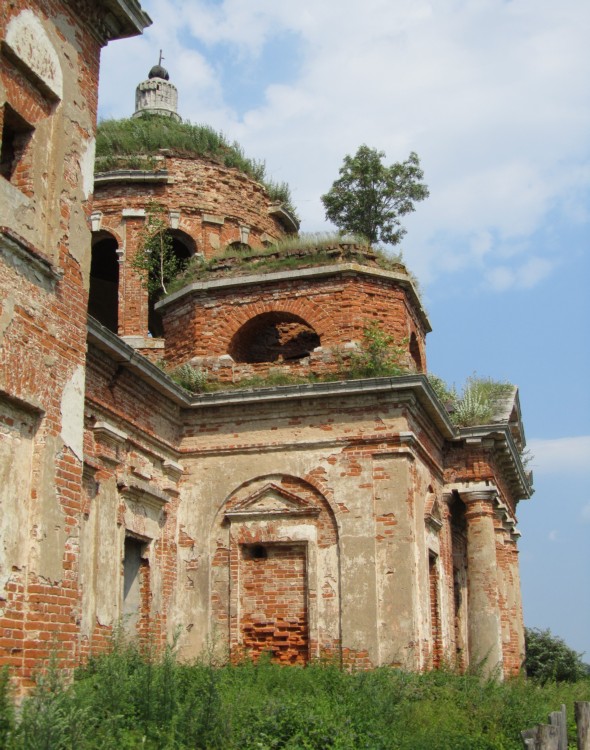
[[0, 104, 34, 183], [123, 536, 144, 630], [229, 312, 321, 363], [148, 230, 194, 337], [89, 232, 119, 333]]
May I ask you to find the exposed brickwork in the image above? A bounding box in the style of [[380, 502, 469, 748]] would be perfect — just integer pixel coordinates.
[[0, 0, 148, 691], [160, 269, 427, 382], [240, 544, 308, 665], [91, 156, 297, 337], [1, 2, 530, 689]]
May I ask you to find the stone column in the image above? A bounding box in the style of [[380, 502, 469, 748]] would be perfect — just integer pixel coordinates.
[[462, 489, 503, 677]]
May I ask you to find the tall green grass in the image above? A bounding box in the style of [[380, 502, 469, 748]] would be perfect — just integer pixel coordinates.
[[95, 116, 297, 219], [1, 642, 588, 749]]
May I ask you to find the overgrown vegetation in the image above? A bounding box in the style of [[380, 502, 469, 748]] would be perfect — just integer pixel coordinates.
[[95, 116, 297, 218], [345, 321, 407, 379], [133, 202, 188, 297], [525, 628, 588, 685], [428, 373, 514, 427], [166, 234, 406, 293], [1, 641, 588, 749]]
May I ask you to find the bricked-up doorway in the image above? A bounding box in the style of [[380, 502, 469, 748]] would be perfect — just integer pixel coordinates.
[[240, 542, 309, 664]]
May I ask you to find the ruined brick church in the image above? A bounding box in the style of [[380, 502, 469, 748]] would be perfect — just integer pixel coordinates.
[[1, 0, 532, 692]]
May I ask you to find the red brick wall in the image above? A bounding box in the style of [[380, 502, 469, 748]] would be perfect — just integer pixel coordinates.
[[0, 0, 104, 689], [160, 269, 427, 381], [240, 543, 308, 665]]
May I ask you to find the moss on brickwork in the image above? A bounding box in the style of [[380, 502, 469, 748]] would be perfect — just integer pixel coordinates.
[[95, 115, 297, 217]]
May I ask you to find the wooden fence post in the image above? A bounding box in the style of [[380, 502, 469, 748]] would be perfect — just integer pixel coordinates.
[[521, 724, 561, 750], [576, 702, 590, 750], [549, 704, 568, 750]]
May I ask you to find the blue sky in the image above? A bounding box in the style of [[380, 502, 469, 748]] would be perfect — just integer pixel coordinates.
[[99, 0, 590, 657]]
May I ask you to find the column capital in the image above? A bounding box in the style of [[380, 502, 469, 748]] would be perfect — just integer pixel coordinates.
[[460, 488, 498, 504]]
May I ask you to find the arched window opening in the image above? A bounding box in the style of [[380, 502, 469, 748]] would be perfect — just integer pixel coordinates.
[[229, 312, 321, 364], [89, 232, 119, 333], [148, 229, 195, 338], [409, 332, 423, 371]]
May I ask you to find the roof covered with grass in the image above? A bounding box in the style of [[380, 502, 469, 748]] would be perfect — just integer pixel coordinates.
[[95, 115, 298, 218]]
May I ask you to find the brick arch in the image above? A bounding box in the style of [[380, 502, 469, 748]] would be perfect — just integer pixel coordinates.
[[212, 472, 339, 531], [168, 228, 197, 258], [228, 311, 320, 363], [210, 473, 341, 664], [222, 298, 335, 355], [94, 223, 124, 249]]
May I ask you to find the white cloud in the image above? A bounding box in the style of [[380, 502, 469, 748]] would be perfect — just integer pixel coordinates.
[[485, 256, 554, 291], [99, 0, 590, 290], [527, 436, 590, 475]]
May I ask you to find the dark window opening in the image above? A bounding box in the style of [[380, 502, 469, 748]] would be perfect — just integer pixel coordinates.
[[229, 312, 320, 364], [243, 544, 269, 560], [148, 230, 195, 338], [0, 104, 34, 183], [123, 536, 144, 630], [89, 232, 119, 333]]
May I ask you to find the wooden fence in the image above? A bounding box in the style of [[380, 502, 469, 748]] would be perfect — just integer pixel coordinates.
[[521, 702, 590, 750]]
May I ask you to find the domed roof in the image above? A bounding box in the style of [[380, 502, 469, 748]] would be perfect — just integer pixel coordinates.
[[148, 64, 169, 81]]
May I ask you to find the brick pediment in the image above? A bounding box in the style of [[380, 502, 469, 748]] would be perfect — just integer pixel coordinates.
[[225, 483, 320, 520]]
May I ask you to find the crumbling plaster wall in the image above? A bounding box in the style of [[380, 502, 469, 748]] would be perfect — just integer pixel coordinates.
[[80, 344, 184, 654], [0, 0, 104, 686], [171, 390, 450, 670]]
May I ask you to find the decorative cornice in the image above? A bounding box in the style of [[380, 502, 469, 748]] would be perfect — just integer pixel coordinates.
[[94, 171, 169, 187], [117, 475, 169, 511], [155, 262, 430, 333]]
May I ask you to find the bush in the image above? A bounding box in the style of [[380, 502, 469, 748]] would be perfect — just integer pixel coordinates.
[[3, 642, 590, 748], [525, 628, 587, 684]]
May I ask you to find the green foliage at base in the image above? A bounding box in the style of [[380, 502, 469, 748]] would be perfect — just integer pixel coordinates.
[[1, 642, 588, 749], [345, 321, 407, 379]]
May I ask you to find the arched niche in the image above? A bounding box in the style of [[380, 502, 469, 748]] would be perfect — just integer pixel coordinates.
[[148, 228, 196, 337], [210, 474, 341, 665], [89, 231, 119, 333], [229, 311, 321, 363]]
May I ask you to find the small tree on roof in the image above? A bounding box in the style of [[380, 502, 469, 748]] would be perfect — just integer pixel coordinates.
[[132, 201, 185, 297], [321, 145, 429, 246]]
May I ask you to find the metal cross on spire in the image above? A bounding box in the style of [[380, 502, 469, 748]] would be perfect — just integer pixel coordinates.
[[159, 49, 164, 66]]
